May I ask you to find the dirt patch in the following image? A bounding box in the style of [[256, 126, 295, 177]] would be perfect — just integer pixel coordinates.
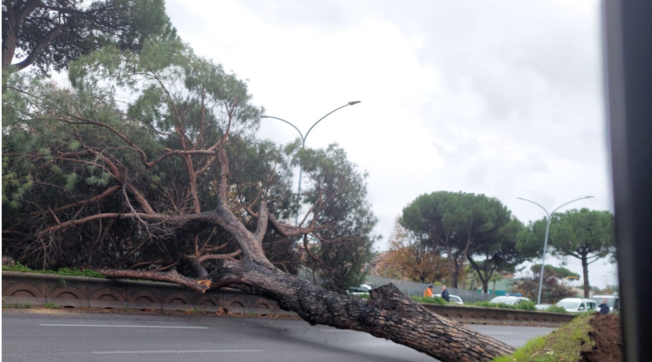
[[582, 314, 623, 362]]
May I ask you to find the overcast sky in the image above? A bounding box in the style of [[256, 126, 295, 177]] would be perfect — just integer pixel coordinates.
[[166, 0, 616, 288]]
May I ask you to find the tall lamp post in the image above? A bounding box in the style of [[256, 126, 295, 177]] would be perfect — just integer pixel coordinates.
[[261, 101, 361, 224], [517, 196, 594, 305]]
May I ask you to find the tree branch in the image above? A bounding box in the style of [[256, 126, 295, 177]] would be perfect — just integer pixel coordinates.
[[62, 116, 151, 166], [30, 185, 120, 216], [267, 212, 333, 237], [197, 249, 242, 263], [254, 200, 269, 245], [15, 1, 41, 24], [125, 184, 156, 215], [36, 211, 225, 236], [98, 268, 211, 293], [15, 26, 63, 70], [216, 146, 230, 205]]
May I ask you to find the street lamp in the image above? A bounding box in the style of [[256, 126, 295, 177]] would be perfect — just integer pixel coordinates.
[[261, 101, 361, 224], [517, 196, 594, 305]]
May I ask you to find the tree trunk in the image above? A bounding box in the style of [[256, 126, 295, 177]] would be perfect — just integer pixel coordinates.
[[2, 16, 17, 71], [204, 259, 515, 362], [449, 256, 460, 288], [582, 254, 590, 298], [482, 279, 489, 294], [446, 246, 456, 288], [451, 271, 459, 288]]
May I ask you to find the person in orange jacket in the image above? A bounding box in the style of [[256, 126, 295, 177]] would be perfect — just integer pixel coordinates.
[[424, 285, 434, 297]]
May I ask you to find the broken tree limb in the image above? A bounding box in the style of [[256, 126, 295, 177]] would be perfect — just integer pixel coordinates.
[[98, 268, 210, 293]]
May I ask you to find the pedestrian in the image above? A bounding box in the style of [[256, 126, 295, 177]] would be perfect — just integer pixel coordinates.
[[424, 285, 434, 298], [598, 298, 610, 315], [441, 285, 450, 302]]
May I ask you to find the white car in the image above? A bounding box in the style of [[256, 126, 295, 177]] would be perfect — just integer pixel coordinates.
[[555, 298, 598, 313], [435, 294, 464, 305], [591, 295, 619, 312], [348, 284, 372, 295], [489, 296, 531, 305]]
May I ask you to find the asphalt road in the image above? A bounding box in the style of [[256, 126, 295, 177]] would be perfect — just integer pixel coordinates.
[[2, 310, 555, 362]]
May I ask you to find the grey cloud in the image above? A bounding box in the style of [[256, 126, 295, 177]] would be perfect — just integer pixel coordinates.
[[238, 0, 354, 29]]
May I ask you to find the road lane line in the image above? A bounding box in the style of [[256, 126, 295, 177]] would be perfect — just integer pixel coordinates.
[[484, 332, 516, 335], [319, 329, 357, 332], [40, 324, 207, 329], [92, 350, 263, 354]]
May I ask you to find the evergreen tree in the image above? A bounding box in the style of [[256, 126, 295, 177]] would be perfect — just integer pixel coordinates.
[[2, 0, 176, 73]]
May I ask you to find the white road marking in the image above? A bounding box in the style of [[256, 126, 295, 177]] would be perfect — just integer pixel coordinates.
[[484, 332, 516, 335], [319, 329, 357, 332], [92, 350, 263, 354], [40, 324, 208, 329]]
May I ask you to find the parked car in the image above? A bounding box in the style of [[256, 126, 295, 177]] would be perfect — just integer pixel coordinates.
[[555, 298, 598, 313], [590, 295, 619, 312], [435, 294, 464, 305], [348, 284, 372, 295], [488, 296, 531, 305]]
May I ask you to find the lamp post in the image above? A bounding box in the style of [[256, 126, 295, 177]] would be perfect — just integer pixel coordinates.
[[517, 196, 594, 305], [261, 101, 361, 224]]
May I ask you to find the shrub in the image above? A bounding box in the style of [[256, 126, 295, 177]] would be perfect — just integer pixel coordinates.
[[2, 263, 31, 273], [353, 293, 370, 299], [470, 301, 535, 311], [471, 301, 515, 309], [515, 301, 536, 311], [546, 305, 568, 313], [2, 263, 106, 278], [412, 296, 447, 305], [43, 302, 59, 309]]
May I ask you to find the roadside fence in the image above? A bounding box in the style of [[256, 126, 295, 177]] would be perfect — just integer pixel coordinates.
[[364, 275, 494, 303]]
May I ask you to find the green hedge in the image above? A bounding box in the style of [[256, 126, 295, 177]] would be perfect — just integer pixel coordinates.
[[411, 296, 447, 305], [470, 300, 537, 311], [545, 305, 568, 313], [2, 263, 106, 278]]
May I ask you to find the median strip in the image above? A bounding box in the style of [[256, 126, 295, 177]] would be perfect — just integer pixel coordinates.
[[92, 350, 263, 354], [40, 324, 208, 329]]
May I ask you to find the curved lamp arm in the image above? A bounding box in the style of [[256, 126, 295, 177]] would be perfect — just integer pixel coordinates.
[[517, 197, 550, 218], [304, 101, 361, 143], [260, 115, 305, 142], [551, 196, 594, 214]]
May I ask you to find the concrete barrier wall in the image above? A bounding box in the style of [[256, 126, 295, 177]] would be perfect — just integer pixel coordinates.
[[421, 304, 574, 327], [2, 272, 574, 326], [1, 271, 289, 315]]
